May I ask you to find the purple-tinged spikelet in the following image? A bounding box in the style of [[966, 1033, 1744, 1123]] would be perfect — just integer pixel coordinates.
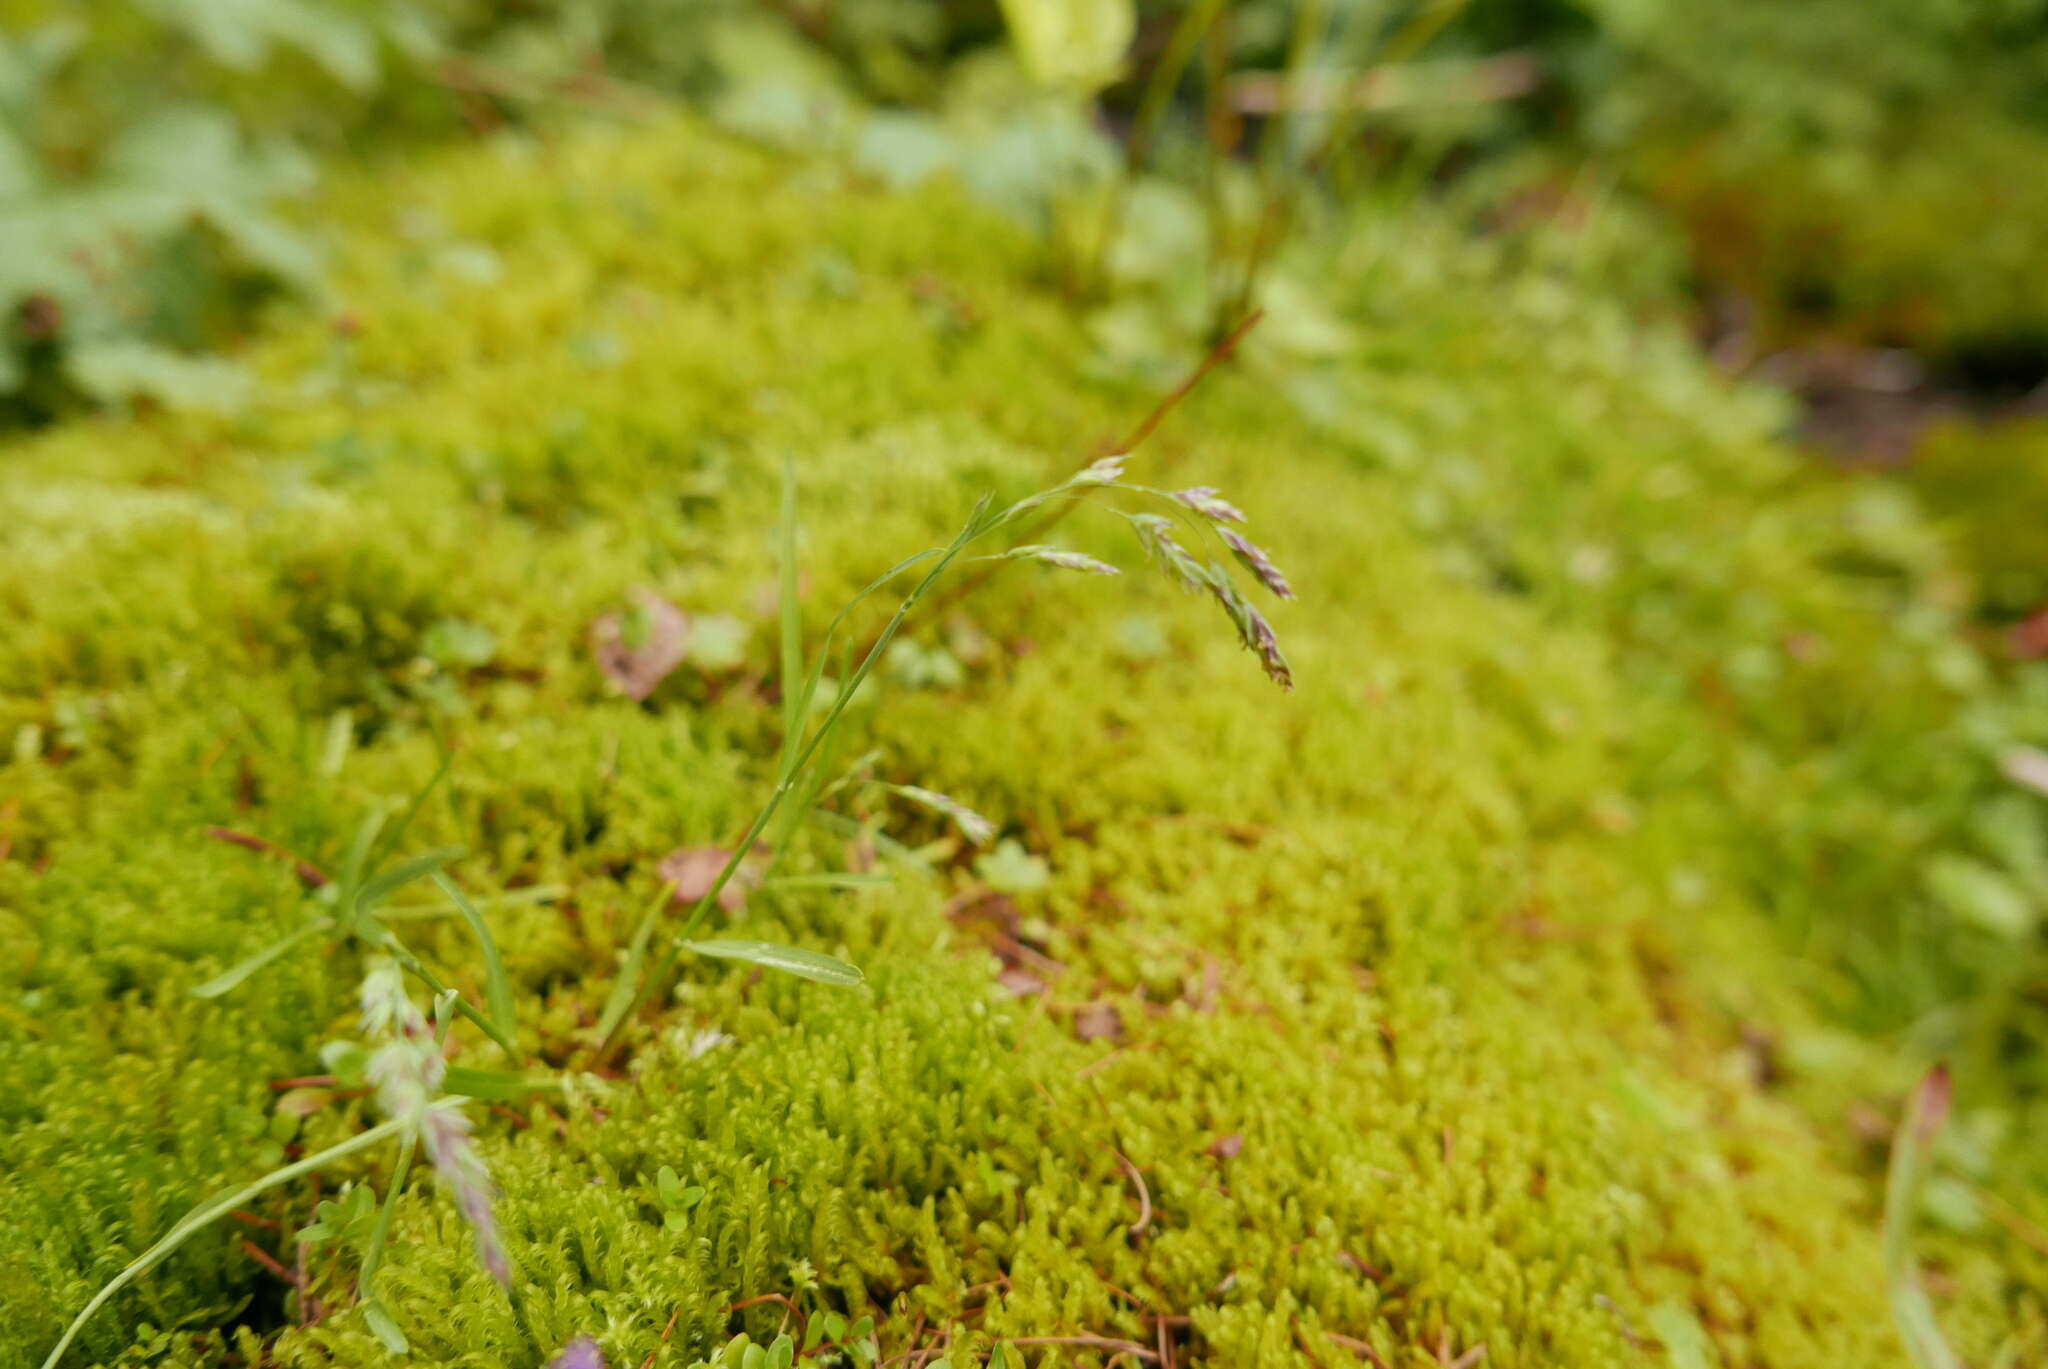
[[1132, 514, 1209, 593], [549, 1337, 606, 1369], [1207, 572, 1295, 691], [1006, 545, 1121, 576], [423, 1105, 510, 1286], [1170, 486, 1248, 525], [1220, 529, 1295, 600]]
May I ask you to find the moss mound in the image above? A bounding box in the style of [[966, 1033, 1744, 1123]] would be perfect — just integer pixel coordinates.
[[4, 116, 2043, 1368]]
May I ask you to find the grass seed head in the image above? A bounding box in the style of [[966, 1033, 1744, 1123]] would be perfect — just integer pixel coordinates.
[[1208, 571, 1295, 691], [1006, 545, 1121, 575], [1171, 486, 1249, 525], [1221, 529, 1295, 600], [1133, 514, 1209, 593]]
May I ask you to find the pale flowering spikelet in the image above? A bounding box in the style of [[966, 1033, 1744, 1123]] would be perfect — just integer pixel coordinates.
[[1132, 514, 1209, 593], [360, 961, 442, 1116], [894, 784, 998, 846], [1220, 529, 1295, 601], [1074, 455, 1129, 485], [1208, 572, 1295, 691], [1005, 544, 1121, 576], [1170, 486, 1248, 525], [359, 960, 510, 1286]]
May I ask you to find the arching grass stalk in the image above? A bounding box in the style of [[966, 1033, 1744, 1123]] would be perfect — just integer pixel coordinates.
[[597, 447, 1301, 1053], [38, 1117, 410, 1369], [43, 966, 522, 1366]]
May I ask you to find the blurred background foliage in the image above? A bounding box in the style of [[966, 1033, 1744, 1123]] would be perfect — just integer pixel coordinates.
[[10, 0, 2048, 418]]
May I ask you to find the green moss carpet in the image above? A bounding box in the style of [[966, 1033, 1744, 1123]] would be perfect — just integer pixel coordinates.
[[3, 117, 2042, 1367]]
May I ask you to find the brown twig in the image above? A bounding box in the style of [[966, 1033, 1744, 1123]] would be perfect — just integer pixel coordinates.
[[1323, 1332, 1391, 1369], [1293, 1319, 1326, 1368], [1002, 1337, 1159, 1361], [238, 1239, 302, 1288], [638, 1307, 682, 1369], [206, 825, 329, 888], [1116, 308, 1266, 456]]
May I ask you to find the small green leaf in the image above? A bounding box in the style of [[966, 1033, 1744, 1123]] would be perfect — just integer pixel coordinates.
[[997, 0, 1135, 91], [975, 839, 1050, 894], [681, 939, 864, 987], [441, 1066, 539, 1102], [1645, 1300, 1715, 1369], [421, 618, 497, 670], [1923, 854, 2034, 937], [685, 614, 752, 673]]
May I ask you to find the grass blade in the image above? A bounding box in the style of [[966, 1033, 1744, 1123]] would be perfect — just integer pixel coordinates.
[[596, 879, 682, 1040], [369, 739, 454, 871], [39, 1117, 409, 1369], [779, 452, 805, 772], [1884, 1065, 1962, 1369], [441, 1065, 551, 1101], [762, 872, 895, 890], [432, 872, 518, 1057], [338, 809, 388, 897], [191, 919, 332, 999], [601, 502, 992, 1054], [377, 931, 520, 1060], [681, 938, 864, 987], [355, 846, 466, 913]]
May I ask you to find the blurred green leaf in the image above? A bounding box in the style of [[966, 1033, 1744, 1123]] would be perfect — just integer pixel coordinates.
[[1645, 1300, 1717, 1369], [1923, 854, 2035, 938], [997, 0, 1134, 91], [975, 838, 1049, 894]]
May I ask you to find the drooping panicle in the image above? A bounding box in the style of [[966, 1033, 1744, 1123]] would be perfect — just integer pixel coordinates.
[[1170, 486, 1248, 525], [359, 959, 509, 1286], [1220, 529, 1295, 600], [423, 1104, 510, 1286]]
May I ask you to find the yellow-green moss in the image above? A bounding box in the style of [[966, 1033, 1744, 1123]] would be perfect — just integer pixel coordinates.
[[3, 115, 2043, 1368]]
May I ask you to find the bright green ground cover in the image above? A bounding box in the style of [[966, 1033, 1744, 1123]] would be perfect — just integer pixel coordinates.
[[4, 116, 2045, 1368]]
